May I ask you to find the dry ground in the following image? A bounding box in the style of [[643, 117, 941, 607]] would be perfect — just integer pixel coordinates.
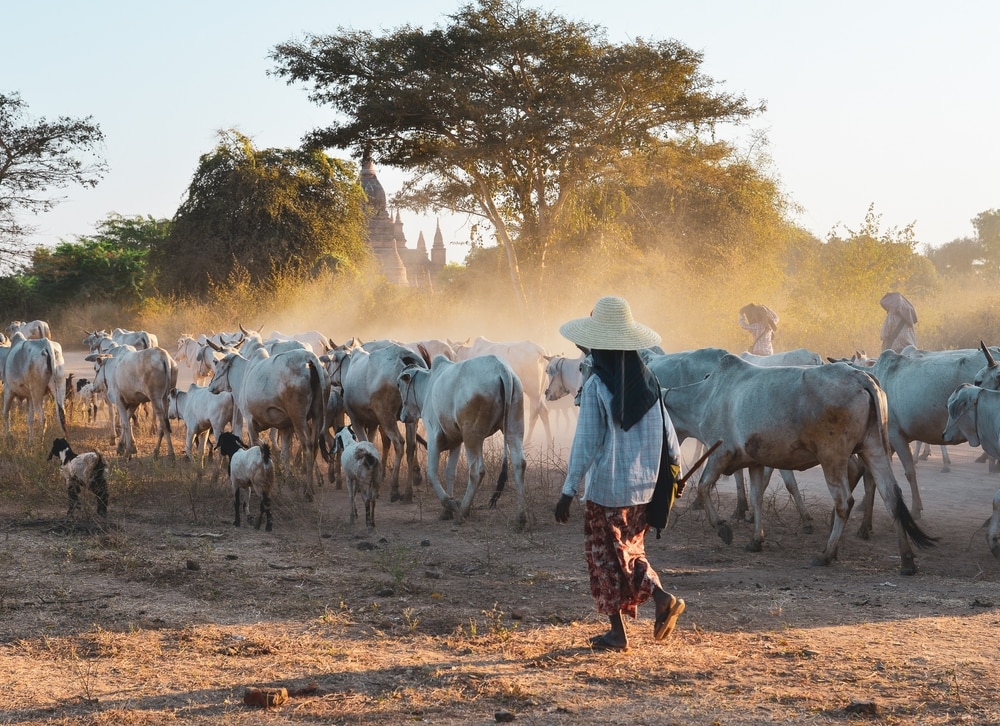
[[0, 349, 998, 725]]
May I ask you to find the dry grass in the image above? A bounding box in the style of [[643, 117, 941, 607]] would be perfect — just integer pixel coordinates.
[[1, 397, 1000, 725]]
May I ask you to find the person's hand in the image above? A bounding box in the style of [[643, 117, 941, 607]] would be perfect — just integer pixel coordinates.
[[554, 494, 574, 523]]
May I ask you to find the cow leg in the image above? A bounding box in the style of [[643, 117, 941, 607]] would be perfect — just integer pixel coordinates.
[[425, 442, 458, 517], [746, 465, 768, 552], [404, 422, 421, 503], [939, 445, 951, 473], [693, 459, 733, 544], [812, 462, 853, 567], [458, 440, 486, 521], [777, 468, 814, 534], [384, 426, 406, 502], [508, 436, 529, 528], [733, 469, 749, 521], [233, 488, 242, 527], [890, 433, 922, 519], [847, 456, 875, 540]]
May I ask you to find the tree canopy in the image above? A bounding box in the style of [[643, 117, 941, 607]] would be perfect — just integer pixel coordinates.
[[151, 130, 370, 297], [270, 0, 765, 311], [0, 92, 106, 269]]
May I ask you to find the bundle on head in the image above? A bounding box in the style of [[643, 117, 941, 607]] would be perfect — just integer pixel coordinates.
[[47, 437, 108, 518], [215, 431, 275, 531], [740, 303, 779, 331]]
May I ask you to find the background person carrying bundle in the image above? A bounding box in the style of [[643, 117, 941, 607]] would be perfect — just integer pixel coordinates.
[[880, 291, 917, 352], [739, 303, 779, 355]]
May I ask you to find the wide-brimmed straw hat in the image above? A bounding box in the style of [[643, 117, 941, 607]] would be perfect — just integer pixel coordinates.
[[559, 295, 662, 351]]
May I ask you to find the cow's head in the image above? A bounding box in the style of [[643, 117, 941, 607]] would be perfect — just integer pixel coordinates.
[[396, 366, 428, 424]]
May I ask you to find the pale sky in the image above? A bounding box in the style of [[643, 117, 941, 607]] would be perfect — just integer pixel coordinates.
[[5, 1, 998, 264]]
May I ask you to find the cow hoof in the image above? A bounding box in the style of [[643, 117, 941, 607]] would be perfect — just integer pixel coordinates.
[[940, 466, 950, 474], [745, 540, 763, 553], [390, 490, 402, 503], [900, 554, 917, 576], [811, 555, 833, 567], [439, 508, 454, 521], [716, 522, 733, 545], [856, 526, 872, 540], [801, 521, 814, 535], [265, 524, 273, 533]]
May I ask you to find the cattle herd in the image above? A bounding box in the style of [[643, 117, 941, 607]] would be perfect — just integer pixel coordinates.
[[2, 318, 999, 573]]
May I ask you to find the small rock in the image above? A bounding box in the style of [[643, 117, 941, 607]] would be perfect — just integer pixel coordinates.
[[244, 687, 288, 708], [186, 559, 201, 571], [420, 539, 431, 547], [225, 554, 238, 561], [356, 541, 375, 551], [495, 709, 516, 722], [425, 569, 442, 579], [376, 587, 395, 597], [844, 700, 878, 716], [510, 609, 525, 620]]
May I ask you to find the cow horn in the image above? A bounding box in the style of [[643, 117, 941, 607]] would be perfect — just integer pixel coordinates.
[[206, 339, 223, 352], [239, 323, 250, 336], [981, 341, 998, 369]]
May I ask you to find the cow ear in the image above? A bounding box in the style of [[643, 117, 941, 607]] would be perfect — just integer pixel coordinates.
[[400, 371, 412, 384]]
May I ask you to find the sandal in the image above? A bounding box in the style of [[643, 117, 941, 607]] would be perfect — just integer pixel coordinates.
[[653, 595, 686, 641], [589, 632, 628, 652]]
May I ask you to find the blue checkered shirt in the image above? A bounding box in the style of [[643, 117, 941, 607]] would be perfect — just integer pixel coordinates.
[[561, 375, 682, 508]]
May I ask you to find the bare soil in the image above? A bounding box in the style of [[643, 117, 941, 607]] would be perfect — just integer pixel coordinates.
[[0, 349, 998, 725]]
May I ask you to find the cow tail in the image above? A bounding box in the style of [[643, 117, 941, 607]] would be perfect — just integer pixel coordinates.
[[308, 361, 325, 448], [160, 355, 172, 434], [260, 442, 272, 465], [44, 346, 68, 432], [859, 371, 938, 549], [489, 370, 512, 508]]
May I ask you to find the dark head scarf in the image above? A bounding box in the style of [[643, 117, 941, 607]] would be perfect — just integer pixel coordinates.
[[590, 348, 660, 431]]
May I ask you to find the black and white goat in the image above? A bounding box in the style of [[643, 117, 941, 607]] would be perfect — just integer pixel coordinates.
[[215, 431, 274, 532], [47, 437, 108, 518], [332, 425, 382, 533]]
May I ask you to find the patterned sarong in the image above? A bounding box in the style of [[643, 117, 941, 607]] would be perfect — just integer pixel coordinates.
[[583, 500, 661, 618]]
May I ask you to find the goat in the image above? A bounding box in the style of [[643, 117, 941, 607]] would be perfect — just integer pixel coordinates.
[[215, 431, 274, 531], [332, 425, 382, 533], [47, 437, 108, 518]]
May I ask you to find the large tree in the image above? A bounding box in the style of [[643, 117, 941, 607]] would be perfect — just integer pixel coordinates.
[[152, 130, 369, 297], [270, 0, 764, 311], [0, 92, 106, 269]]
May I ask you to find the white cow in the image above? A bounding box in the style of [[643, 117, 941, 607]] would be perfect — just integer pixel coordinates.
[[942, 383, 1000, 562], [6, 320, 50, 340], [740, 348, 824, 367], [168, 384, 234, 469], [396, 354, 528, 525], [641, 346, 816, 533], [265, 330, 331, 357], [328, 342, 429, 503], [544, 353, 586, 402], [663, 355, 937, 574], [112, 328, 158, 350], [452, 336, 551, 446], [87, 343, 178, 459], [1, 333, 67, 444], [853, 345, 1000, 523], [208, 346, 329, 497]]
